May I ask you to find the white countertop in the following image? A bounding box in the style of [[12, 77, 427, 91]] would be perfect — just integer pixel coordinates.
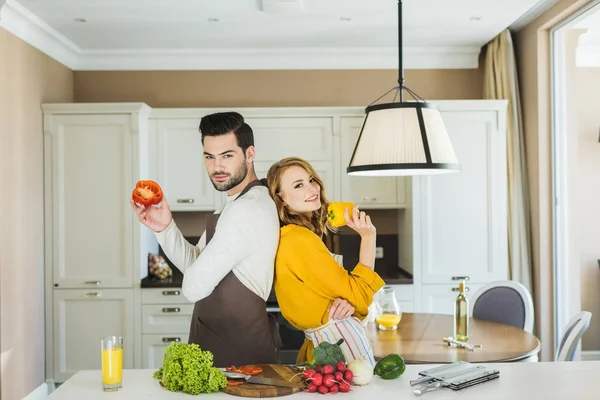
[[47, 361, 600, 399]]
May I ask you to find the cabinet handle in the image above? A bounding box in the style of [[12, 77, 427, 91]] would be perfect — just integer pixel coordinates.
[[84, 292, 102, 297], [162, 307, 180, 313], [451, 287, 470, 292], [451, 276, 470, 281], [176, 198, 195, 204], [162, 290, 181, 296], [361, 197, 377, 202], [162, 337, 181, 343], [84, 281, 101, 285]]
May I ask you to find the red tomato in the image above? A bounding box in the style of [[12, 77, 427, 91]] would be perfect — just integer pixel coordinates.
[[132, 180, 163, 207]]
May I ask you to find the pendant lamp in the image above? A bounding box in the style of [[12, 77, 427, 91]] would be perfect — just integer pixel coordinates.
[[347, 0, 460, 176]]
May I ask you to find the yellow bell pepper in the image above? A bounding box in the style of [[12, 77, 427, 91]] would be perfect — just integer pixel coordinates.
[[327, 202, 355, 227]]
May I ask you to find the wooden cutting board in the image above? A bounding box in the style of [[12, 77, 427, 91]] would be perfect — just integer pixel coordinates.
[[222, 364, 306, 398]]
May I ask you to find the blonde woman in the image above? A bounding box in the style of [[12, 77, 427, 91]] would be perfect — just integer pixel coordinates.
[[266, 157, 385, 366]]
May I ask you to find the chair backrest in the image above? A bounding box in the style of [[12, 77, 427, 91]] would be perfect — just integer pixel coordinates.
[[555, 311, 592, 361], [469, 280, 534, 333]]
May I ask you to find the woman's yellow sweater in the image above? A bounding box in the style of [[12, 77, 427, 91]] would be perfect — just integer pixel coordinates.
[[274, 224, 385, 364]]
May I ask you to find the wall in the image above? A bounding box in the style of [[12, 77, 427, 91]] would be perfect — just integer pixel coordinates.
[[565, 28, 600, 352], [74, 69, 483, 107], [513, 0, 595, 360], [0, 27, 74, 399]]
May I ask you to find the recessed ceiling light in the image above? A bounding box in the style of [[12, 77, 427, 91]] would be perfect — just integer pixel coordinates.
[[74, 17, 87, 23], [208, 17, 219, 22], [340, 17, 352, 22], [470, 16, 482, 21]]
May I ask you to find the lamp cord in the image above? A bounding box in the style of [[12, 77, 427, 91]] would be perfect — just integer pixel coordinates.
[[398, 0, 404, 101]]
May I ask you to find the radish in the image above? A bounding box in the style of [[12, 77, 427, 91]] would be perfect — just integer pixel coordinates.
[[322, 374, 335, 388], [321, 364, 334, 375], [329, 383, 340, 394], [334, 371, 343, 381], [310, 372, 323, 387], [302, 369, 316, 380], [318, 385, 329, 394], [336, 361, 346, 372], [306, 384, 318, 393], [343, 369, 353, 383], [339, 381, 351, 392], [314, 365, 322, 373]]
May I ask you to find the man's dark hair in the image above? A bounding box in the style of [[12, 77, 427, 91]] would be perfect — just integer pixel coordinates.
[[199, 112, 254, 155]]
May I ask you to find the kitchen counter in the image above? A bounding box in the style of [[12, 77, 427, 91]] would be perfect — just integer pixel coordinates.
[[47, 361, 600, 399], [140, 275, 183, 288]]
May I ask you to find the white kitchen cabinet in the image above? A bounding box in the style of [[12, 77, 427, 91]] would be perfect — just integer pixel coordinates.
[[248, 117, 334, 162], [43, 103, 156, 383], [153, 118, 220, 211], [142, 335, 188, 369], [52, 289, 134, 382], [416, 106, 508, 287], [419, 283, 485, 316], [340, 116, 408, 208], [141, 288, 193, 369], [43, 108, 148, 289]]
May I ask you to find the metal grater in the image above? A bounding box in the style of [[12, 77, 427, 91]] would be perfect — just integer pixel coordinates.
[[411, 362, 499, 395]]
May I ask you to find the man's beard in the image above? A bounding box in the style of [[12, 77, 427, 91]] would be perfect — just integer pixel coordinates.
[[210, 162, 248, 192]]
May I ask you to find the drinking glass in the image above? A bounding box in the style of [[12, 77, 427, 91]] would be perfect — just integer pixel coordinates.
[[101, 336, 123, 391]]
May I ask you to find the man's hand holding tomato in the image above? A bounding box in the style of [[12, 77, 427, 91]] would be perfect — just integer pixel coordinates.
[[130, 180, 172, 233]]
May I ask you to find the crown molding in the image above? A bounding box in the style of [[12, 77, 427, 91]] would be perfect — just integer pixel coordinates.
[[74, 46, 480, 71], [509, 0, 560, 32], [0, 0, 79, 67], [0, 0, 480, 70]]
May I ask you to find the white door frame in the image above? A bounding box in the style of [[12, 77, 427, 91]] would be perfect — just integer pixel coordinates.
[[549, 0, 600, 354]]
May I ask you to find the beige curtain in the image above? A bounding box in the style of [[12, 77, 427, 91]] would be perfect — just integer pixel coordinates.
[[483, 29, 533, 294]]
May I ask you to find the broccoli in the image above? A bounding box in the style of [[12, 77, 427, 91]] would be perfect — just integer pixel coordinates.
[[153, 342, 227, 395], [302, 339, 346, 368]]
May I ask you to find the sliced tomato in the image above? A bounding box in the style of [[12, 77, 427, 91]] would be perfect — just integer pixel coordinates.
[[226, 380, 245, 387], [132, 180, 163, 207], [239, 366, 263, 376]]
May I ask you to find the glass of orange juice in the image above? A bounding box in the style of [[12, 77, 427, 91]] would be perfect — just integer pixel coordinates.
[[375, 286, 402, 331], [101, 336, 123, 391]]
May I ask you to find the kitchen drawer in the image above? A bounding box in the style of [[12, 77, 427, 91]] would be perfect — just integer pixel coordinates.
[[141, 288, 191, 304], [142, 304, 194, 334], [142, 334, 189, 369], [388, 284, 415, 302]]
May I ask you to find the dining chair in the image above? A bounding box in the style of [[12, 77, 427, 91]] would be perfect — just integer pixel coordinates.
[[469, 280, 535, 333], [555, 311, 592, 361]]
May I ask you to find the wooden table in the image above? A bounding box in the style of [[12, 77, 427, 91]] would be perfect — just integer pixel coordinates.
[[366, 313, 540, 364]]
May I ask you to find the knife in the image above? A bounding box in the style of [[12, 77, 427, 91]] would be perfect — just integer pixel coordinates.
[[221, 371, 305, 388]]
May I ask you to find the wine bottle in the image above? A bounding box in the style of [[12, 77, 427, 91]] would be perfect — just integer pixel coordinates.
[[453, 279, 469, 342]]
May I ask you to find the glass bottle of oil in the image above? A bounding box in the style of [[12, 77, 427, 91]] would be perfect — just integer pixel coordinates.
[[453, 279, 470, 342]]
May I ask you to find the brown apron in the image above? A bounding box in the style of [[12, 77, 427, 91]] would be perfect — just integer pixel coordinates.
[[187, 178, 282, 367]]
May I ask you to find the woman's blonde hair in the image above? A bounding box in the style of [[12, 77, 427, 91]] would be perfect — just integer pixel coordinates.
[[266, 157, 334, 237]]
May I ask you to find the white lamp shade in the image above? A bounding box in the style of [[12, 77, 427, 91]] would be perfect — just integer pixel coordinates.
[[347, 103, 460, 176]]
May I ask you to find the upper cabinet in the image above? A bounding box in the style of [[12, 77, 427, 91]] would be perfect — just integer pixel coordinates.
[[150, 118, 220, 211], [340, 116, 408, 208], [416, 104, 509, 287], [43, 104, 151, 289]]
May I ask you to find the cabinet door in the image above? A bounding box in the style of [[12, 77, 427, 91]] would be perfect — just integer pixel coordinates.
[[248, 117, 334, 162], [53, 289, 134, 382], [45, 114, 135, 289], [418, 110, 508, 284], [419, 283, 485, 315], [156, 118, 219, 211], [340, 117, 407, 208], [142, 335, 188, 369]]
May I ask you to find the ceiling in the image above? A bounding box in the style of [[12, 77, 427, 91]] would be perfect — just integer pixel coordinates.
[[0, 0, 559, 70]]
